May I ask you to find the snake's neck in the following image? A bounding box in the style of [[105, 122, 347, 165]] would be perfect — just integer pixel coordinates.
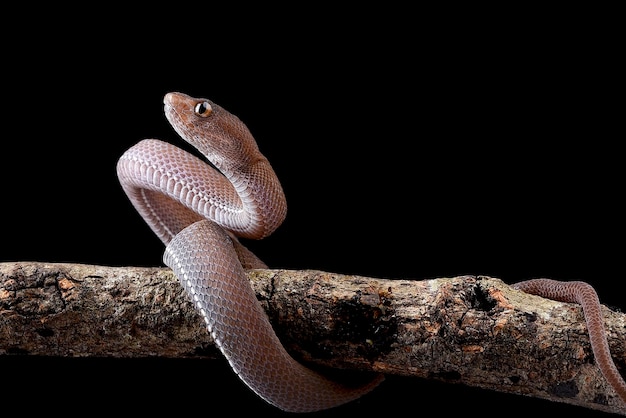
[[223, 157, 287, 240]]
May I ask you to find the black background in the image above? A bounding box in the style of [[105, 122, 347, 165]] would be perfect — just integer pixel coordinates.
[[2, 8, 623, 417]]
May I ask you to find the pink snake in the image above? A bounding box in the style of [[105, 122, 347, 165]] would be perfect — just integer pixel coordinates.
[[117, 92, 625, 411]]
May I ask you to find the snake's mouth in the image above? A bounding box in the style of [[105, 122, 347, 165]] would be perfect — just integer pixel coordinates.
[[163, 95, 183, 127], [163, 95, 199, 154], [163, 92, 197, 128]]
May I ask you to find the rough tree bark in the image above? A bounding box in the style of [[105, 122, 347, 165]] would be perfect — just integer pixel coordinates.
[[0, 261, 624, 415]]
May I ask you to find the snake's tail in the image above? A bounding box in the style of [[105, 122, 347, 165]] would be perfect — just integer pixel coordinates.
[[163, 220, 384, 413], [513, 279, 626, 404]]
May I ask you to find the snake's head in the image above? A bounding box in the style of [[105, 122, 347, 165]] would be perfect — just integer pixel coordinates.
[[164, 92, 265, 172]]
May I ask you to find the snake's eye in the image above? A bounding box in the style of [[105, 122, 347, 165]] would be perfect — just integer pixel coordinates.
[[194, 101, 212, 117]]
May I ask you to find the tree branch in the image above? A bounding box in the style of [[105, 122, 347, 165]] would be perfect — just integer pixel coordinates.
[[1, 261, 624, 415]]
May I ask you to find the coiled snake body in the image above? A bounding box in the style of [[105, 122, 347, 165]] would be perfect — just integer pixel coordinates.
[[117, 92, 383, 412], [117, 92, 624, 411]]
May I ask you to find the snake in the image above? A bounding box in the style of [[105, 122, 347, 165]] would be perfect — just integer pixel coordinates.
[[116, 92, 384, 412], [116, 92, 625, 411]]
